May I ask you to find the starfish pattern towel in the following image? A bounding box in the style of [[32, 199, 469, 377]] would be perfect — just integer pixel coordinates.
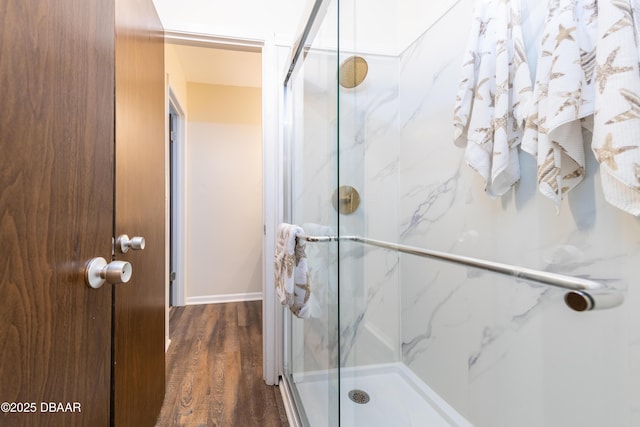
[[592, 0, 640, 215], [274, 223, 313, 319], [453, 0, 533, 197], [521, 0, 598, 208]]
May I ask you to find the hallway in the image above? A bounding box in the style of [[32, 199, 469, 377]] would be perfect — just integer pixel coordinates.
[[155, 302, 289, 426]]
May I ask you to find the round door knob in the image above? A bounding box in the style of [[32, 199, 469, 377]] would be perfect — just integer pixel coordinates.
[[116, 234, 146, 253], [85, 257, 133, 289]]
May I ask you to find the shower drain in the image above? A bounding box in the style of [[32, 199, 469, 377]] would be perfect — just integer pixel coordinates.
[[348, 389, 370, 404]]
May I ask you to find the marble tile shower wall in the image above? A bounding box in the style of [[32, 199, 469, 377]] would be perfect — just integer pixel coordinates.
[[396, 0, 640, 426], [293, 0, 640, 424], [338, 51, 401, 368], [292, 50, 401, 374]]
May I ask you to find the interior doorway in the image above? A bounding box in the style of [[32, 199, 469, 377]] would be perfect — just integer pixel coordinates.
[[164, 36, 264, 337], [162, 34, 284, 386]]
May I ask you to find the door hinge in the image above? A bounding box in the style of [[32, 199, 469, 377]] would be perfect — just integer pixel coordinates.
[[170, 271, 176, 282]]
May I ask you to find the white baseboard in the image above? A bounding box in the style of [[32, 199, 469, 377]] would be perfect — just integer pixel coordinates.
[[186, 292, 262, 305]]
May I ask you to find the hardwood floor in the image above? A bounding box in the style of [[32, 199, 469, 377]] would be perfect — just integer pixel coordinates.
[[155, 301, 290, 427]]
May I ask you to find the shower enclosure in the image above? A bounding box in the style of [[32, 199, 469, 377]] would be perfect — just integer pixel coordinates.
[[279, 0, 638, 425]]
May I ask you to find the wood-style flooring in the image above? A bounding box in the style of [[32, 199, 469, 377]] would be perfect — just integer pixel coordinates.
[[155, 301, 290, 427]]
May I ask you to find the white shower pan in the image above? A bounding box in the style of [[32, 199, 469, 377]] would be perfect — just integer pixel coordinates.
[[294, 363, 472, 426]]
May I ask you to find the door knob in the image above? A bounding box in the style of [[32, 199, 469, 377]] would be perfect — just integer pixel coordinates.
[[85, 257, 133, 289], [116, 234, 145, 253]]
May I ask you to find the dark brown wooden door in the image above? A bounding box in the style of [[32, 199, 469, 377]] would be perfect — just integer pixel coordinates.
[[1, 0, 166, 426], [113, 0, 166, 426], [0, 0, 115, 426]]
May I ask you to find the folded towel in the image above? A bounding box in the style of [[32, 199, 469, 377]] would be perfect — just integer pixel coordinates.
[[453, 0, 533, 197], [274, 223, 313, 318], [591, 0, 640, 215], [522, 0, 597, 207]]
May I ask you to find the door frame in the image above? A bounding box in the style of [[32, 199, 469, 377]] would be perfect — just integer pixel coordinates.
[[163, 32, 285, 386], [165, 88, 186, 351], [168, 89, 186, 310]]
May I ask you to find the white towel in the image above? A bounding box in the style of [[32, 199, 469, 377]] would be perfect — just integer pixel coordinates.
[[522, 0, 598, 207], [592, 0, 640, 215], [274, 223, 313, 318], [453, 0, 533, 197]]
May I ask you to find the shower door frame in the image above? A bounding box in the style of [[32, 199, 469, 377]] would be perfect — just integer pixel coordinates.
[[278, 1, 339, 426]]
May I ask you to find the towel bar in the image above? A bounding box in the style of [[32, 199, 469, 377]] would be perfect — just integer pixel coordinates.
[[296, 234, 624, 312]]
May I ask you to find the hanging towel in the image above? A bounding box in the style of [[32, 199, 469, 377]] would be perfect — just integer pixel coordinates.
[[591, 0, 640, 215], [522, 0, 598, 207], [274, 223, 313, 318], [453, 0, 533, 197]]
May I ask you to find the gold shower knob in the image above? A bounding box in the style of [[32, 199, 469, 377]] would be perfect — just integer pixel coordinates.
[[332, 186, 360, 215], [339, 56, 368, 88]]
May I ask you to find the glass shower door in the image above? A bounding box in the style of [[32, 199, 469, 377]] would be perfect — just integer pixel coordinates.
[[282, 1, 341, 425], [283, 0, 635, 426]]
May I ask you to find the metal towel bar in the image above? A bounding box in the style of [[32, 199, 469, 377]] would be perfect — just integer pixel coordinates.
[[297, 234, 624, 312]]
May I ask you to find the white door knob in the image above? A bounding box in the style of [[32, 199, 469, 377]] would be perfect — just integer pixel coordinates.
[[85, 257, 133, 289], [116, 234, 146, 253]]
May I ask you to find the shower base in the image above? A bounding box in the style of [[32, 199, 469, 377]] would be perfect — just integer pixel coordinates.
[[293, 363, 471, 427]]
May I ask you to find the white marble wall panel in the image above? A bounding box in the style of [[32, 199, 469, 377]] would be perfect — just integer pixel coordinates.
[[338, 52, 401, 367], [397, 0, 640, 426], [291, 50, 402, 373]]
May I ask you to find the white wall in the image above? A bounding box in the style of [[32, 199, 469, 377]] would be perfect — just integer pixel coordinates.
[[153, 0, 307, 44], [154, 0, 459, 55], [165, 43, 188, 108], [185, 83, 263, 303], [309, 0, 460, 56], [397, 0, 639, 425]]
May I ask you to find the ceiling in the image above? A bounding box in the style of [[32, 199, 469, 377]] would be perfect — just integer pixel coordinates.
[[169, 43, 262, 88]]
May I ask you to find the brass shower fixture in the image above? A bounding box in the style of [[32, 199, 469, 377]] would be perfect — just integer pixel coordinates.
[[339, 56, 368, 88], [332, 185, 360, 215]]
